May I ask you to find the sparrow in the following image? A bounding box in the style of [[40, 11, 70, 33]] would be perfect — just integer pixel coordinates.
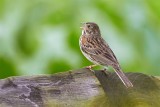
[[79, 22, 133, 88]]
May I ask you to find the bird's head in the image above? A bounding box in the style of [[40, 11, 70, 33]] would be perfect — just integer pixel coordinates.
[[80, 22, 101, 35]]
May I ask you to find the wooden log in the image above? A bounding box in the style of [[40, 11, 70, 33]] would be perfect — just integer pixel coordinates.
[[0, 68, 160, 107]]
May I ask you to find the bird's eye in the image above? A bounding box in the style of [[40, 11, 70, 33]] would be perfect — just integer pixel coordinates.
[[88, 25, 91, 28]]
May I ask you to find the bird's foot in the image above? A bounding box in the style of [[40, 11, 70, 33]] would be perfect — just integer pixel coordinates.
[[85, 65, 97, 73], [102, 69, 110, 75], [102, 68, 107, 72], [85, 64, 97, 69]]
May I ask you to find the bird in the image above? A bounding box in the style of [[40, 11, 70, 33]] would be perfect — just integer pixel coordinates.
[[79, 22, 133, 88]]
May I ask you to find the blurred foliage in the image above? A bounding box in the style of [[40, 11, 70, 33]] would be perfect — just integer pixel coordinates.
[[0, 0, 160, 78], [0, 56, 17, 78]]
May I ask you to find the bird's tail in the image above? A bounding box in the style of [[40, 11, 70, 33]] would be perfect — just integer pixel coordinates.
[[113, 67, 133, 88]]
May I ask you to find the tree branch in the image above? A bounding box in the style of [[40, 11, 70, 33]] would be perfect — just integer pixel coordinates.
[[0, 68, 160, 107]]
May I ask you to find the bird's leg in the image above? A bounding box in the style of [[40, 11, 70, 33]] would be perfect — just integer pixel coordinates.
[[85, 64, 97, 73], [85, 64, 97, 70]]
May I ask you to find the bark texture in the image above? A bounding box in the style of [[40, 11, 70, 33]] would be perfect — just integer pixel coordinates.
[[0, 68, 160, 107]]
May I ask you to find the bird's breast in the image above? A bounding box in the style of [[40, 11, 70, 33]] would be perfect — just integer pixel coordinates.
[[80, 35, 87, 45]]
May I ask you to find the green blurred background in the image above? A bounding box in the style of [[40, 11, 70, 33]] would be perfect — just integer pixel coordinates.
[[0, 0, 160, 78]]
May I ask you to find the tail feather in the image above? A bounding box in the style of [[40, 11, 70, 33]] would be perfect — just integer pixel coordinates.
[[113, 68, 133, 88]]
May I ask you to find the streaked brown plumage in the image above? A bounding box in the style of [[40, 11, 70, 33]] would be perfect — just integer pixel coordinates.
[[79, 22, 133, 88]]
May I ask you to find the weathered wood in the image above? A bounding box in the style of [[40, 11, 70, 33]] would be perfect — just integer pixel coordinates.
[[0, 68, 160, 107]]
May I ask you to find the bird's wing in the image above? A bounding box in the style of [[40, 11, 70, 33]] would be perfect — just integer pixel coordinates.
[[81, 36, 119, 66]]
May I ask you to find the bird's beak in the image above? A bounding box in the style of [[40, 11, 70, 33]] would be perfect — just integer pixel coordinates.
[[80, 22, 85, 25], [80, 27, 83, 29], [80, 22, 85, 29]]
